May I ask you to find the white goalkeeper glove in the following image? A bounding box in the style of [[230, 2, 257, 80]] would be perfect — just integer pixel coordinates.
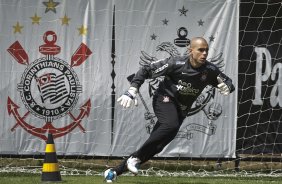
[[217, 76, 230, 95], [117, 87, 138, 108]]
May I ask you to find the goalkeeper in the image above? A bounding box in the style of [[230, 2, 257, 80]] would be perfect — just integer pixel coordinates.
[[104, 37, 235, 182]]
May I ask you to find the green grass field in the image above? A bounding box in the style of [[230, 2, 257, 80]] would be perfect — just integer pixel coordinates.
[[0, 173, 282, 184], [1, 158, 282, 183]]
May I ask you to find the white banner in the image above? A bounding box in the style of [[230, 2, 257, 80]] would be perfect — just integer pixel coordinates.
[[0, 0, 113, 155], [113, 0, 238, 158], [0, 0, 238, 158]]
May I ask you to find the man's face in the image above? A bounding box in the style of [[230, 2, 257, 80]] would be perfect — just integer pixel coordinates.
[[189, 41, 209, 65]]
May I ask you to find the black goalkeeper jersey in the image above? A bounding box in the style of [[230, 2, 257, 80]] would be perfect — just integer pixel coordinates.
[[130, 56, 235, 110]]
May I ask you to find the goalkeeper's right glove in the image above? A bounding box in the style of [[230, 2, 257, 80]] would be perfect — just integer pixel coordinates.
[[117, 87, 138, 108]]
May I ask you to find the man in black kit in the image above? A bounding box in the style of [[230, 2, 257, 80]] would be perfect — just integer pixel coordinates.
[[104, 37, 235, 183]]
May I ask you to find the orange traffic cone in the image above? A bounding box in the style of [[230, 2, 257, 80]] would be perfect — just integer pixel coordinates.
[[41, 133, 62, 182]]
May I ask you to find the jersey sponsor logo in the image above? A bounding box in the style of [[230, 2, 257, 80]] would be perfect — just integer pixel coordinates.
[[176, 80, 200, 96]]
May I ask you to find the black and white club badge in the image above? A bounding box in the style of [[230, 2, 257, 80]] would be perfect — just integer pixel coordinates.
[[17, 56, 82, 120]]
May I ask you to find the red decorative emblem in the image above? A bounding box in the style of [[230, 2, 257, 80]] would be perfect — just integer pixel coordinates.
[[7, 31, 92, 140]]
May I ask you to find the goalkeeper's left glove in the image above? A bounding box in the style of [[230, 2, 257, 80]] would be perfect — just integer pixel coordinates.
[[217, 76, 230, 95], [117, 87, 138, 108]]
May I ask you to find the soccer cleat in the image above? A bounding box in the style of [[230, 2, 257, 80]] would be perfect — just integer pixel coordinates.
[[126, 156, 141, 175], [104, 168, 117, 183]]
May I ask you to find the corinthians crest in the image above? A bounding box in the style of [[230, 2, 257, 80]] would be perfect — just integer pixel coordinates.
[[7, 31, 92, 140]]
